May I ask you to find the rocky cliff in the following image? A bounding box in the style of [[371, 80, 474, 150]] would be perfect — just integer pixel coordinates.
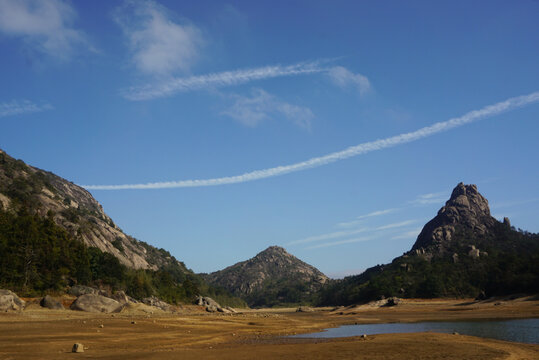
[[412, 182, 497, 257], [0, 149, 186, 272], [205, 246, 328, 307]]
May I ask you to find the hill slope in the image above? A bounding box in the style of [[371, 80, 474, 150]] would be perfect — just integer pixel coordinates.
[[0, 149, 245, 306], [317, 183, 539, 305], [205, 246, 329, 307], [0, 149, 183, 271]]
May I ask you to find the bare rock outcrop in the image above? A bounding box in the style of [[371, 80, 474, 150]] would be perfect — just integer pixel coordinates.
[[412, 183, 496, 256], [141, 296, 172, 312], [0, 149, 190, 273], [0, 289, 25, 312], [196, 296, 225, 313]]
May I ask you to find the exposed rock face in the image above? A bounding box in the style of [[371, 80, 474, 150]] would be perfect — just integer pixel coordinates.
[[40, 295, 64, 310], [141, 296, 172, 312], [205, 246, 328, 305], [0, 149, 188, 272], [412, 183, 496, 256], [70, 294, 122, 313], [196, 296, 224, 313], [111, 291, 130, 304], [0, 289, 25, 311]]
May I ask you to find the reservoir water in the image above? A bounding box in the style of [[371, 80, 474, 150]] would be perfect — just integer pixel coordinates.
[[291, 318, 539, 344]]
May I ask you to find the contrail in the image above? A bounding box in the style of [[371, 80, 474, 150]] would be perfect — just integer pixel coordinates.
[[82, 91, 539, 190], [122, 61, 325, 101]]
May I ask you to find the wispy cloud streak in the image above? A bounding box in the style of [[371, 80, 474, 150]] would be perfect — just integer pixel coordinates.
[[289, 219, 418, 246], [82, 91, 539, 190], [306, 236, 373, 250], [391, 228, 422, 240], [337, 208, 398, 227], [288, 228, 370, 246], [122, 61, 324, 100], [0, 100, 53, 118], [409, 191, 448, 205]]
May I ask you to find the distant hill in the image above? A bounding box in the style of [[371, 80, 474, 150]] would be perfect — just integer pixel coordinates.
[[204, 246, 329, 307], [0, 149, 244, 306], [317, 183, 539, 305]]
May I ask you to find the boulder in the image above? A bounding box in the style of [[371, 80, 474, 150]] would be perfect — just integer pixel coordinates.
[[196, 296, 224, 313], [468, 246, 481, 259], [40, 295, 64, 310], [142, 296, 171, 311], [383, 297, 400, 307], [68, 285, 98, 297], [111, 291, 129, 304], [296, 306, 314, 312], [196, 296, 220, 308], [70, 294, 122, 313], [72, 343, 84, 353], [0, 289, 25, 312]]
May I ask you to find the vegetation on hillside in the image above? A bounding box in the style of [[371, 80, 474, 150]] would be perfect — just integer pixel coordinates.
[[316, 222, 539, 306], [0, 208, 245, 307], [243, 275, 319, 308]]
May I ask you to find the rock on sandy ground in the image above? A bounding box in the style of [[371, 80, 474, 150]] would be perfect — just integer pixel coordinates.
[[0, 289, 25, 312], [40, 295, 64, 310], [70, 294, 122, 313]]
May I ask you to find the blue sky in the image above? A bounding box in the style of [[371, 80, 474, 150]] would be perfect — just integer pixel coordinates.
[[0, 0, 538, 277]]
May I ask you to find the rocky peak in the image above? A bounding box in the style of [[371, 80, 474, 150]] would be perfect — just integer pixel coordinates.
[[205, 246, 329, 305], [412, 183, 496, 254], [443, 182, 491, 219], [254, 246, 292, 262]]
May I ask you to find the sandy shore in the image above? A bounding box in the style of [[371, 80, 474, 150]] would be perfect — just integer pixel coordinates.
[[0, 297, 538, 359]]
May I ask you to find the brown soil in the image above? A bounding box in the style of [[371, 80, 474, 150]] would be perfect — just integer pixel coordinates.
[[0, 297, 538, 359]]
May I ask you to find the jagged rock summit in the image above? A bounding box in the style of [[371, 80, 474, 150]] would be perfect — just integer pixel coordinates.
[[205, 246, 328, 307], [412, 182, 496, 255]]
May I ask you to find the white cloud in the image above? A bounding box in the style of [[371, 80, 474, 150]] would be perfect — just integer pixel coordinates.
[[222, 89, 313, 129], [391, 228, 422, 240], [306, 236, 373, 250], [305, 221, 420, 250], [0, 100, 53, 117], [337, 208, 398, 227], [410, 191, 448, 205], [288, 228, 370, 246], [290, 219, 417, 247], [122, 60, 325, 100], [114, 0, 202, 75], [82, 91, 539, 190], [0, 0, 89, 59], [377, 219, 418, 231], [328, 66, 371, 95]]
